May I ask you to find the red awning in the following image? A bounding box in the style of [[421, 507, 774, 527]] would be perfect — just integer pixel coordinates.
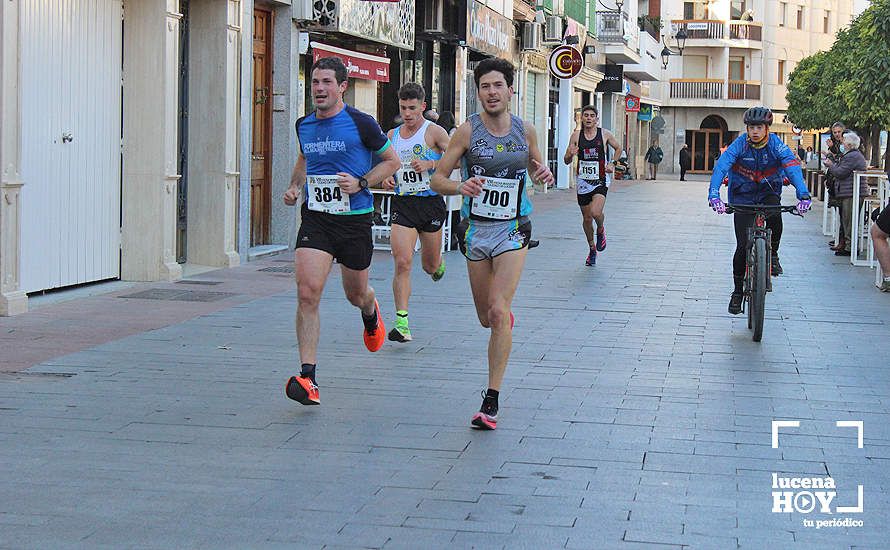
[[310, 42, 390, 83]]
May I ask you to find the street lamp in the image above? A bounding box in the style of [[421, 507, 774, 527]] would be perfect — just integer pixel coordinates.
[[596, 0, 624, 12], [661, 28, 688, 69]]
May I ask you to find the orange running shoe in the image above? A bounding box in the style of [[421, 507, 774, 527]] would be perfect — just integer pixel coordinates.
[[285, 375, 319, 405], [362, 299, 385, 352]]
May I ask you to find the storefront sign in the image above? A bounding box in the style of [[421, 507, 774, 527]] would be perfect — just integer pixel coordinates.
[[548, 45, 583, 80], [637, 104, 653, 121], [625, 95, 640, 112], [686, 22, 709, 30], [468, 1, 514, 59], [595, 64, 623, 93], [311, 42, 391, 82]]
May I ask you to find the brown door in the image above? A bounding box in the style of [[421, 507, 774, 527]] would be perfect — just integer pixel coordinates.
[[687, 129, 724, 173], [251, 8, 273, 246]]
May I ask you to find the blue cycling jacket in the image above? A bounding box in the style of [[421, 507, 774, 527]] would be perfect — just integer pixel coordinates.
[[708, 133, 809, 204]]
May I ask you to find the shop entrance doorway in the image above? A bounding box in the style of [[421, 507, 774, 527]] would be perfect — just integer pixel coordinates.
[[686, 115, 729, 173]]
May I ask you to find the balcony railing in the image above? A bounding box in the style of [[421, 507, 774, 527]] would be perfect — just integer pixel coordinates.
[[728, 80, 761, 100], [597, 11, 629, 43], [728, 21, 762, 41], [597, 10, 639, 54], [670, 79, 762, 100], [671, 19, 724, 40], [670, 79, 724, 99]]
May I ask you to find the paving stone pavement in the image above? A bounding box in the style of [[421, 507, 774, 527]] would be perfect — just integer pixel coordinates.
[[1, 180, 888, 549]]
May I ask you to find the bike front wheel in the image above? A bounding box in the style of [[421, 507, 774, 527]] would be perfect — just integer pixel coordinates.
[[751, 237, 768, 342]]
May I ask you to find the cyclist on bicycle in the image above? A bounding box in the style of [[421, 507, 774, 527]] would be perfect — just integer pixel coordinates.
[[708, 106, 812, 315]]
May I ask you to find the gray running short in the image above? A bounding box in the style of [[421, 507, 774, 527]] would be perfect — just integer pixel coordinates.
[[457, 217, 532, 261]]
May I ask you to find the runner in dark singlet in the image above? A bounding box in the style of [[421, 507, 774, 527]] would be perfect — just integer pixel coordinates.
[[563, 105, 622, 266]]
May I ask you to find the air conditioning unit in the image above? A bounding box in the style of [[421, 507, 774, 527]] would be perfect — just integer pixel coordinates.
[[543, 16, 563, 44], [423, 0, 445, 34], [521, 22, 542, 51]]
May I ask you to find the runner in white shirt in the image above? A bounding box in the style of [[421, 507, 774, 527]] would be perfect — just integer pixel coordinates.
[[381, 83, 450, 342]]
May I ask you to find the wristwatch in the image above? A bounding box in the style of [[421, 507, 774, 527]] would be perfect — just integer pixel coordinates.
[[358, 177, 369, 189]]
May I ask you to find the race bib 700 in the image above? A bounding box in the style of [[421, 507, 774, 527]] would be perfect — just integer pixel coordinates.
[[470, 177, 520, 220]]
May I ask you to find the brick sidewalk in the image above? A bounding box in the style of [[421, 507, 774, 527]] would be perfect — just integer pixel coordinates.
[[1, 180, 888, 549]]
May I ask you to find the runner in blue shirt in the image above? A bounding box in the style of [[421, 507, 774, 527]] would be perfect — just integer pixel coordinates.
[[282, 56, 401, 406]]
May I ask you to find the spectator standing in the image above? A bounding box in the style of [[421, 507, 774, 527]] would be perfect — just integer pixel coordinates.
[[644, 140, 663, 180], [679, 144, 691, 180], [824, 131, 868, 257]]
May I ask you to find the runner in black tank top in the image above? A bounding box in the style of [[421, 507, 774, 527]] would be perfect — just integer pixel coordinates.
[[563, 105, 623, 266]]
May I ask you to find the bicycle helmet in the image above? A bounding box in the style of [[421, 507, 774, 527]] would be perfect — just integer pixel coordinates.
[[743, 106, 773, 126]]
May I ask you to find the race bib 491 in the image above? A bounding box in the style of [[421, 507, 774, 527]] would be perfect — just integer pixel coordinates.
[[397, 162, 431, 194]]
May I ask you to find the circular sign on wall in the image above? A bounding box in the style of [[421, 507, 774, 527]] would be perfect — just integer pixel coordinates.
[[548, 45, 584, 80]]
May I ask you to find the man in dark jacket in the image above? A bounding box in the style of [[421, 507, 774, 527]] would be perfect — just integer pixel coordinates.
[[824, 131, 868, 256], [679, 144, 691, 180], [644, 140, 664, 180]]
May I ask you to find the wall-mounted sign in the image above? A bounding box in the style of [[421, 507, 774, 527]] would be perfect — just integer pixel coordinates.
[[637, 104, 653, 121], [311, 42, 391, 82], [548, 45, 583, 80], [467, 1, 515, 60], [336, 0, 415, 50], [595, 64, 623, 93], [625, 95, 640, 112]]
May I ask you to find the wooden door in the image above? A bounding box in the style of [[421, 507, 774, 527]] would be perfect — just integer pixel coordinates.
[[687, 130, 724, 173], [251, 9, 273, 246]]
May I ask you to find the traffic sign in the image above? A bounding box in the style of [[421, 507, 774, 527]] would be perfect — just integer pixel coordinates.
[[548, 45, 583, 80]]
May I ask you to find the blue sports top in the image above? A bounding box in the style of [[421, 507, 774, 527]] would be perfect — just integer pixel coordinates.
[[708, 133, 809, 205], [296, 104, 391, 214]]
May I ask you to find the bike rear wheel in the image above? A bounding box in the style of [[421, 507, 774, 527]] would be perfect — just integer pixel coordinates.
[[751, 237, 768, 342]]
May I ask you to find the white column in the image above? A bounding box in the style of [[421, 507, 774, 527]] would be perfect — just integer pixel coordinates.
[[723, 45, 730, 100], [183, 0, 240, 267], [556, 77, 572, 189], [120, 0, 183, 282], [454, 46, 468, 125], [0, 1, 28, 314]]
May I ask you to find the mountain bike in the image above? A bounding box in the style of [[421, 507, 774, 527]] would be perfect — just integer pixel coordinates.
[[725, 204, 803, 342]]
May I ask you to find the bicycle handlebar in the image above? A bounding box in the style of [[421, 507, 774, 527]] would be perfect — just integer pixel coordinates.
[[725, 204, 803, 217]]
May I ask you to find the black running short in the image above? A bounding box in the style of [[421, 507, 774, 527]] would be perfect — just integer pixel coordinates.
[[876, 205, 890, 235], [295, 204, 373, 271], [577, 186, 608, 206], [390, 194, 447, 233]]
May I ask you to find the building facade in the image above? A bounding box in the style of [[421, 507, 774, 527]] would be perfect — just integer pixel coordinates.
[[654, 0, 856, 175], [2, 0, 243, 316]]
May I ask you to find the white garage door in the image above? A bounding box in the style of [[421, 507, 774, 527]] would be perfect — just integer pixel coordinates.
[[20, 0, 123, 293]]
